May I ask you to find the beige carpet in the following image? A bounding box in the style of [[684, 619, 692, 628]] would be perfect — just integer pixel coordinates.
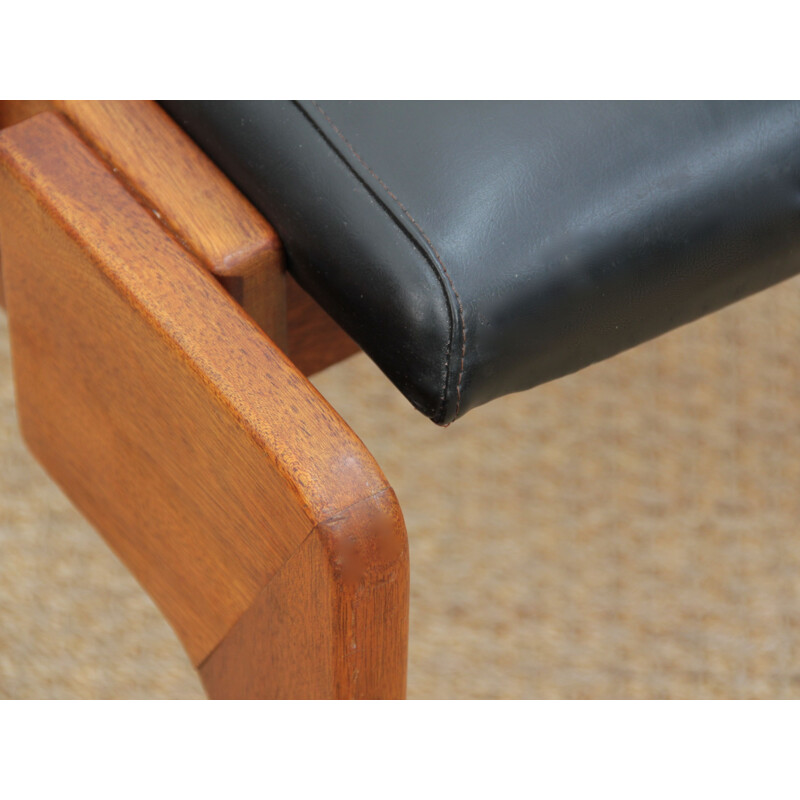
[[2, 276, 800, 699]]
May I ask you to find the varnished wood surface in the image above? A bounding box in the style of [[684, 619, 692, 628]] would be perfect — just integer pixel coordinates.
[[0, 100, 50, 129], [54, 100, 287, 346], [0, 112, 408, 695], [201, 488, 408, 698], [0, 103, 53, 307], [0, 100, 362, 375], [0, 99, 286, 340]]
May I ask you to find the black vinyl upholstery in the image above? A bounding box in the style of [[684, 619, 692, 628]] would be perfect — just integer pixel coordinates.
[[163, 101, 800, 424]]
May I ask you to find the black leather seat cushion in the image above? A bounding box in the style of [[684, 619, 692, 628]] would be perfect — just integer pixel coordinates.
[[162, 101, 800, 424]]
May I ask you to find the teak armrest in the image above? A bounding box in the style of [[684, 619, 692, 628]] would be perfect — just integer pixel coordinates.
[[0, 111, 408, 698]]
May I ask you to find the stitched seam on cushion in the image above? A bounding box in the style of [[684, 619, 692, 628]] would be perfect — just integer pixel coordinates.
[[292, 102, 451, 416], [309, 100, 467, 420]]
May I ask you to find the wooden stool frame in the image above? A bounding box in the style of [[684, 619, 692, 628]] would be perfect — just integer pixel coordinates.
[[0, 102, 408, 699]]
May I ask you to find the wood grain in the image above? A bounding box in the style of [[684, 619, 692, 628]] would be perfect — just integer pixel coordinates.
[[0, 100, 362, 375], [0, 100, 50, 129], [201, 488, 408, 698], [0, 112, 408, 696], [1, 99, 286, 335], [0, 103, 49, 306], [53, 100, 287, 346]]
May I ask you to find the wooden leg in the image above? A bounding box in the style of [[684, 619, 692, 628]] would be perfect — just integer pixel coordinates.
[[0, 112, 408, 698]]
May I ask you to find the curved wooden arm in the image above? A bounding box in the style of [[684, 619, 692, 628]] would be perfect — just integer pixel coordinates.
[[0, 112, 408, 698]]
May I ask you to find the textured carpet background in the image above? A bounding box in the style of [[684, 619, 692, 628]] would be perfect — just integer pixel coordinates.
[[2, 276, 800, 699]]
